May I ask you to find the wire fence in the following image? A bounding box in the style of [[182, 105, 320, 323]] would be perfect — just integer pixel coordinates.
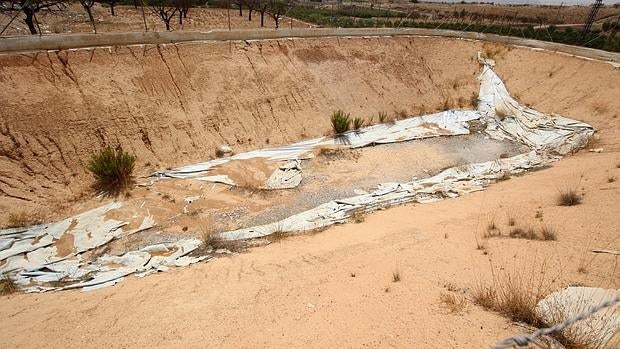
[[492, 294, 620, 349]]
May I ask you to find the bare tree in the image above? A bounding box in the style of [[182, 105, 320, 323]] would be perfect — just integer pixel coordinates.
[[77, 0, 97, 32], [256, 0, 268, 27], [267, 0, 289, 29], [146, 0, 178, 30], [245, 0, 255, 21], [231, 0, 242, 16], [0, 0, 64, 35], [100, 0, 117, 16], [175, 0, 189, 25]]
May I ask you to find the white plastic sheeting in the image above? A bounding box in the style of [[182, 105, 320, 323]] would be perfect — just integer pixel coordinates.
[[220, 151, 552, 240], [264, 160, 303, 189], [536, 287, 620, 348], [0, 203, 154, 274], [19, 239, 206, 293], [478, 60, 594, 154], [0, 58, 596, 292], [216, 60, 594, 241], [151, 110, 479, 180]]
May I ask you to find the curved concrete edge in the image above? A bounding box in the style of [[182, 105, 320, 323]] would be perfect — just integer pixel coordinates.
[[1, 27, 619, 63]]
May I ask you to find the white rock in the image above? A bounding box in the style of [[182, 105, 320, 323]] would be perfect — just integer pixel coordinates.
[[217, 145, 233, 154]]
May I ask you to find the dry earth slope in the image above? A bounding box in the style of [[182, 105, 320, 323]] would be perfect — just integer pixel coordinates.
[[0, 36, 618, 224]]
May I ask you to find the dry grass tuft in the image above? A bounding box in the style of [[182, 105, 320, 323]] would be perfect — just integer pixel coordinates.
[[268, 229, 290, 243], [394, 109, 408, 120], [472, 264, 550, 326], [352, 117, 365, 130], [377, 111, 388, 124], [439, 292, 468, 314], [509, 227, 538, 240], [607, 176, 616, 183], [5, 211, 42, 229], [441, 97, 452, 111], [0, 276, 18, 296], [200, 223, 244, 252], [557, 189, 582, 206], [508, 217, 516, 226], [470, 92, 479, 109], [392, 270, 401, 283], [540, 226, 557, 241], [350, 210, 366, 224]]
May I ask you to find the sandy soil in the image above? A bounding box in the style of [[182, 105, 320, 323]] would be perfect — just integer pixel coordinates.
[[2, 36, 618, 225], [0, 36, 619, 348], [0, 5, 309, 36], [0, 35, 485, 224], [0, 150, 618, 348]]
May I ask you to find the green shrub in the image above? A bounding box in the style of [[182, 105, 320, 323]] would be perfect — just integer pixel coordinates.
[[330, 110, 351, 134], [87, 146, 136, 193], [377, 111, 388, 123], [352, 117, 365, 130]]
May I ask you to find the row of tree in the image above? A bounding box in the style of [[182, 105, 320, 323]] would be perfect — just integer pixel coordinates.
[[224, 0, 291, 29], [0, 0, 292, 35]]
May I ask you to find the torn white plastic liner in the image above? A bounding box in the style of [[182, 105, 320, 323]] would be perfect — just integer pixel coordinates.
[[0, 58, 595, 292], [220, 151, 553, 240], [478, 62, 594, 154], [18, 239, 207, 293], [216, 59, 594, 241], [536, 287, 620, 348], [264, 160, 303, 189], [0, 203, 154, 273], [151, 110, 479, 180]]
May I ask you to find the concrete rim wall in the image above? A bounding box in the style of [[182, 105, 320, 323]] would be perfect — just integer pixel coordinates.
[[1, 28, 619, 63]]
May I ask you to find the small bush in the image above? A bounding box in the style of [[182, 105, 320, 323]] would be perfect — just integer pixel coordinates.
[[472, 267, 548, 326], [0, 276, 18, 296], [557, 189, 581, 206], [441, 97, 451, 111], [394, 109, 408, 119], [350, 210, 366, 223], [392, 270, 401, 282], [509, 227, 538, 240], [352, 117, 365, 130], [439, 292, 468, 314], [330, 110, 351, 134], [470, 92, 479, 108], [87, 146, 136, 193], [5, 211, 41, 228], [377, 111, 388, 123], [540, 226, 557, 241]]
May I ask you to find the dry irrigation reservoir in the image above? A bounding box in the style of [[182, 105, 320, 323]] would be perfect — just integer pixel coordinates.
[[0, 14, 619, 349]]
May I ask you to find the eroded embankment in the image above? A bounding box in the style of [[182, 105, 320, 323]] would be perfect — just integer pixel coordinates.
[[0, 36, 618, 224]]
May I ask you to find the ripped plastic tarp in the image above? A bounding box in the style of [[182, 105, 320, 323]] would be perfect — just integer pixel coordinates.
[[478, 63, 594, 154], [0, 203, 155, 275], [151, 110, 479, 180], [219, 151, 553, 240], [19, 239, 207, 293], [0, 58, 596, 292], [264, 160, 303, 189], [216, 59, 594, 241]]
